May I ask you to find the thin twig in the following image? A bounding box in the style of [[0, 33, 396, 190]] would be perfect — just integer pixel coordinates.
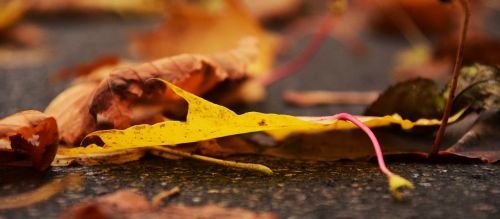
[[151, 186, 181, 209], [150, 146, 273, 175], [258, 1, 346, 86], [284, 90, 379, 106], [0, 175, 82, 210], [430, 0, 470, 156]]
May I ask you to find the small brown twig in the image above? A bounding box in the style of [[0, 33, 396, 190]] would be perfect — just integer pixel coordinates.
[[284, 90, 379, 106], [429, 0, 470, 156], [151, 186, 181, 209]]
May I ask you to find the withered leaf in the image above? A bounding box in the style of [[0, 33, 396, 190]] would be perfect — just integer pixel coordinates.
[[45, 83, 97, 145], [89, 38, 257, 129], [449, 64, 500, 112], [46, 39, 257, 146], [60, 189, 276, 219], [58, 189, 150, 219], [364, 78, 444, 120], [0, 110, 58, 171], [366, 64, 500, 120], [445, 110, 500, 163]]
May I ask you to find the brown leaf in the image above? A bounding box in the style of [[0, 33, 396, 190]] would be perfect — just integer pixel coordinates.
[[60, 189, 276, 219], [58, 189, 150, 219], [89, 38, 257, 129], [46, 39, 257, 146], [45, 83, 97, 145], [445, 110, 500, 163], [0, 110, 58, 171], [364, 78, 443, 120], [131, 204, 277, 219]]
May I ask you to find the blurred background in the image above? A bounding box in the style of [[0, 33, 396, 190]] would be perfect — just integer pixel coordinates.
[[0, 0, 499, 117]]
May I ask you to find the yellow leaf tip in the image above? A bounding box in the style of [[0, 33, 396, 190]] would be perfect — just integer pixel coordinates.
[[258, 165, 274, 175], [388, 175, 414, 201]]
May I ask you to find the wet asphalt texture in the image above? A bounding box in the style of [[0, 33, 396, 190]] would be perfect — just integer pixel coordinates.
[[1, 14, 500, 219]]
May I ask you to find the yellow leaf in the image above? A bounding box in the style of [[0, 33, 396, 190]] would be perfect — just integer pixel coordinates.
[[57, 79, 464, 198], [60, 80, 463, 156]]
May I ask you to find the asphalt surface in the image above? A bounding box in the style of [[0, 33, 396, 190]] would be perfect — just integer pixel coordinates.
[[1, 14, 500, 219]]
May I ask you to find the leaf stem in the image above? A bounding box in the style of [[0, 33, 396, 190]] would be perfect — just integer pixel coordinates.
[[150, 146, 273, 175], [333, 113, 413, 200], [430, 0, 470, 156], [333, 113, 393, 176]]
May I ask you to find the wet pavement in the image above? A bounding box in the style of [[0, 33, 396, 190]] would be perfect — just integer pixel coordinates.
[[1, 15, 500, 218]]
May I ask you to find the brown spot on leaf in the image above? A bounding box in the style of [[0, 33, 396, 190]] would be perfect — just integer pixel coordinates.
[[258, 119, 267, 126]]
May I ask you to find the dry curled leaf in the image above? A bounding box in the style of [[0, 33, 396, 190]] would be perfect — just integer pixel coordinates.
[[90, 38, 257, 129], [0, 110, 58, 171], [365, 78, 444, 120], [46, 39, 257, 146], [45, 83, 97, 145]]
